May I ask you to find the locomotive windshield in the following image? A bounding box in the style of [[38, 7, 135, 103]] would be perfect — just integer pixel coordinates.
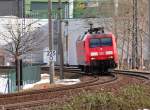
[[90, 38, 112, 48]]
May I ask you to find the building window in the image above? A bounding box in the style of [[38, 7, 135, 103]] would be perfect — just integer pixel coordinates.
[[29, 2, 69, 19]]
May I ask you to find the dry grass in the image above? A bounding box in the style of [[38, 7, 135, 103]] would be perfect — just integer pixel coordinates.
[[61, 84, 150, 110]]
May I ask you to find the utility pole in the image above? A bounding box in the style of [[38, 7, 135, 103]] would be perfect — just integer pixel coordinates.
[[132, 0, 138, 69], [48, 0, 54, 83], [58, 0, 64, 79], [65, 21, 69, 66], [114, 0, 118, 17], [113, 0, 119, 68], [17, 0, 20, 17], [15, 0, 19, 92], [113, 0, 118, 41], [149, 0, 150, 67], [20, 0, 25, 89], [16, 0, 25, 91]]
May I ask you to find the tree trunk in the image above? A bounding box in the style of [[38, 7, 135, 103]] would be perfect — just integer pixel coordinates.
[[15, 55, 20, 91], [120, 38, 125, 69], [140, 32, 143, 70], [120, 21, 126, 69], [126, 19, 131, 69], [126, 35, 130, 69]]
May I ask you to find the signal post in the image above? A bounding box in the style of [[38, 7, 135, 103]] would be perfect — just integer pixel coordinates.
[[48, 0, 55, 83]]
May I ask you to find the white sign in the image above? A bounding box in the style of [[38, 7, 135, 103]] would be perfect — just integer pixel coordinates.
[[47, 50, 56, 62]]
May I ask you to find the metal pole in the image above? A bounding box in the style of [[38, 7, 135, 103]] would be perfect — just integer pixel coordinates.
[[20, 0, 25, 89], [113, 0, 119, 68], [114, 0, 118, 17], [132, 0, 135, 69], [17, 0, 20, 17], [65, 21, 69, 66], [58, 0, 64, 79], [48, 0, 54, 83], [22, 0, 25, 18], [132, 0, 138, 69], [149, 0, 150, 68], [135, 0, 138, 69]]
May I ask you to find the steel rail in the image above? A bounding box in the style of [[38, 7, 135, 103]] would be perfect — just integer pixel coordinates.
[[114, 69, 150, 75], [0, 74, 98, 98], [1, 68, 149, 110], [1, 73, 117, 110], [114, 70, 150, 84]]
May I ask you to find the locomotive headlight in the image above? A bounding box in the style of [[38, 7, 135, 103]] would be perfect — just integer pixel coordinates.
[[108, 56, 113, 59], [105, 51, 113, 55], [90, 52, 98, 56]]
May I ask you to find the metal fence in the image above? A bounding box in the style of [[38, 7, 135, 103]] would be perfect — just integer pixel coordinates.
[[0, 64, 41, 94]]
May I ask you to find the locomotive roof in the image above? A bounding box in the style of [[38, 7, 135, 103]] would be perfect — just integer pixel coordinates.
[[77, 32, 113, 41]]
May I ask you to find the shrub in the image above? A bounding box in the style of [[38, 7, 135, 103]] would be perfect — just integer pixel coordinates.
[[61, 84, 150, 110]]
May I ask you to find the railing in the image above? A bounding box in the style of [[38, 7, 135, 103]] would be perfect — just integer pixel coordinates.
[[0, 64, 41, 94]]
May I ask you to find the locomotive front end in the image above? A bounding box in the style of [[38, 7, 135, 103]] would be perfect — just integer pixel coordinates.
[[88, 34, 118, 72], [76, 26, 118, 74]]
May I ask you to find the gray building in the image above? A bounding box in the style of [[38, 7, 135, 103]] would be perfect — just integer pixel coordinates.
[[0, 0, 23, 17]]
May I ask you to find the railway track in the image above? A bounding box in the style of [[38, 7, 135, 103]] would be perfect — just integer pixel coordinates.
[[0, 72, 116, 109], [0, 74, 115, 102], [1, 75, 117, 110], [0, 68, 149, 110], [114, 70, 150, 84]]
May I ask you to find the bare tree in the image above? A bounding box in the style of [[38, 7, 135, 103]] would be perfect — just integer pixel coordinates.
[[0, 16, 45, 91]]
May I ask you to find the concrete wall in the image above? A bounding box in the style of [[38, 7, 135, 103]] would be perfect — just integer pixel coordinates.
[[0, 0, 17, 16]]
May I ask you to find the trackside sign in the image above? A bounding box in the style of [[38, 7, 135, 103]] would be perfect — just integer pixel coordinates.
[[47, 50, 56, 62]]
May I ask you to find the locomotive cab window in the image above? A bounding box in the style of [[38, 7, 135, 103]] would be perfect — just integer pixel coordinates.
[[101, 38, 112, 46], [90, 38, 112, 48]]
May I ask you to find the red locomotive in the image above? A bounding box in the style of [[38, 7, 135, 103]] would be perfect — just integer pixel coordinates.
[[76, 27, 118, 73]]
